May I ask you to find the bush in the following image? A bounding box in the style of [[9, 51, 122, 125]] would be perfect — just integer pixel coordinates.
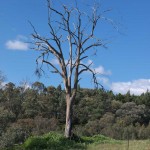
[[24, 136, 47, 149], [24, 132, 85, 150], [81, 134, 116, 144], [23, 132, 120, 150]]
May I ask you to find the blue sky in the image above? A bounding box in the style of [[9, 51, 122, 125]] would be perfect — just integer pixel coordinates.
[[0, 0, 150, 95]]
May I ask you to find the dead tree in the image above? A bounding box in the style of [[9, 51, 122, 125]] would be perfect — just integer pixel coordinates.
[[30, 0, 107, 138]]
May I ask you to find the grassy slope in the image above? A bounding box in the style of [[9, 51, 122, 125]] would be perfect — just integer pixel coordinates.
[[13, 132, 150, 150]]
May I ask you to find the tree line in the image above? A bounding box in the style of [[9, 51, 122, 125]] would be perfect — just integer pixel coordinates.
[[0, 81, 150, 148]]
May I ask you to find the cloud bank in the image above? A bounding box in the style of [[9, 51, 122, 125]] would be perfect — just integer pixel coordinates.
[[111, 79, 150, 95]]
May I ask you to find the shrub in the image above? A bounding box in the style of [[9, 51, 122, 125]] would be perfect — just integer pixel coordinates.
[[24, 136, 47, 149], [81, 134, 115, 144], [24, 131, 85, 150]]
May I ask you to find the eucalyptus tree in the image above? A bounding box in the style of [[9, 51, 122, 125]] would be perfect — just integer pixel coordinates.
[[30, 0, 110, 138]]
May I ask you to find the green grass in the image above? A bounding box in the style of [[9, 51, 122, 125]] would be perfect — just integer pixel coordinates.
[[12, 132, 150, 150], [87, 140, 150, 150]]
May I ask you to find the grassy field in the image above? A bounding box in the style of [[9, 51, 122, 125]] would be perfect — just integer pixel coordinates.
[[12, 132, 150, 150], [87, 140, 150, 150]]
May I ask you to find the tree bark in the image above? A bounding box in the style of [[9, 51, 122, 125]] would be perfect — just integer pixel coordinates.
[[65, 94, 73, 138]]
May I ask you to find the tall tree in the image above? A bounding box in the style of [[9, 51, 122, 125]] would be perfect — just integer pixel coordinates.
[[30, 0, 109, 138]]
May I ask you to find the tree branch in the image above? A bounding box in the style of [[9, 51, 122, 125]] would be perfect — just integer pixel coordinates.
[[43, 60, 63, 78]]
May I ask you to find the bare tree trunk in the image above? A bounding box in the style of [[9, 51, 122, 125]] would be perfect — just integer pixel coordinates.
[[65, 94, 73, 138]]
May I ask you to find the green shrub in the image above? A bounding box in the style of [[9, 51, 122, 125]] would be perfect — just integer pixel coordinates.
[[24, 131, 86, 150], [81, 134, 118, 145], [24, 136, 47, 149], [16, 131, 121, 150]]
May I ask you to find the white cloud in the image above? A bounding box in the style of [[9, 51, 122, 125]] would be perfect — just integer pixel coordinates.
[[111, 79, 150, 95], [94, 65, 112, 75], [0, 82, 6, 89], [6, 40, 29, 50], [51, 58, 59, 65], [5, 35, 29, 51], [83, 60, 111, 76], [97, 77, 110, 85]]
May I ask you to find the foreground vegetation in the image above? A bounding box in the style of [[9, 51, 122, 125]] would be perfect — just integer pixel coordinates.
[[13, 132, 119, 150], [0, 81, 150, 149], [11, 132, 150, 150]]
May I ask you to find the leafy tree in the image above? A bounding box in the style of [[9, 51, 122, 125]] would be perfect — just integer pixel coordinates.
[[141, 90, 150, 106], [124, 91, 133, 102], [99, 112, 115, 129], [116, 102, 146, 125], [2, 83, 23, 119], [32, 82, 46, 93], [115, 93, 125, 102], [111, 100, 122, 113], [30, 0, 109, 138], [22, 89, 40, 118], [0, 106, 15, 135]]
